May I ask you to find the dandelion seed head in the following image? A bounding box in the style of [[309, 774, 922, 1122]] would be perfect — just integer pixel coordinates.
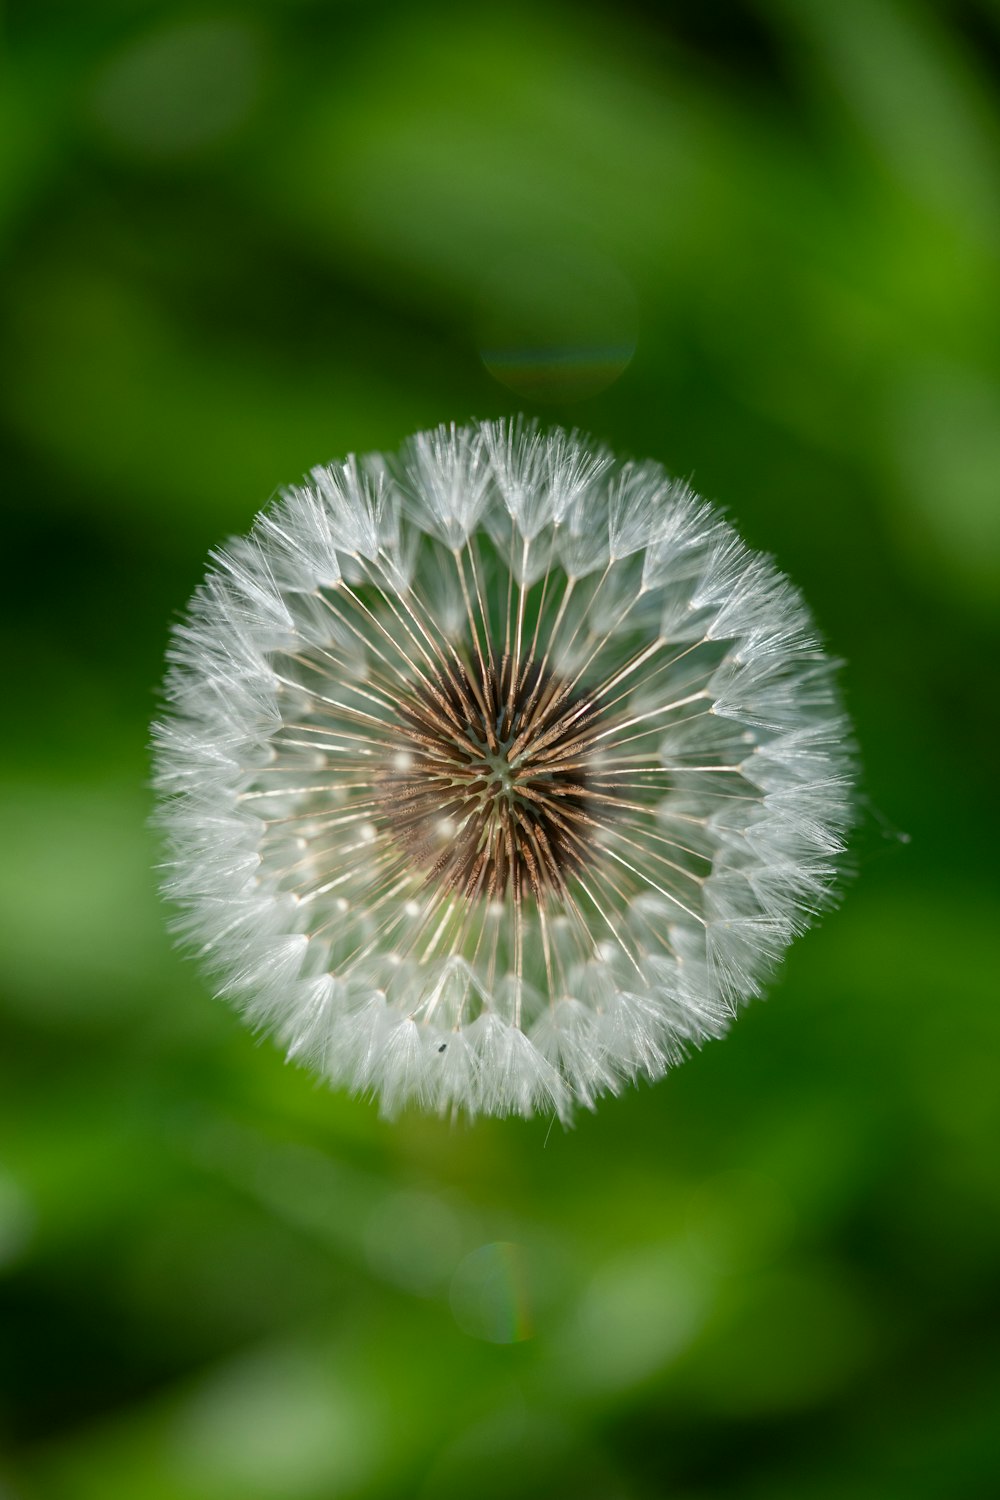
[[153, 419, 854, 1121]]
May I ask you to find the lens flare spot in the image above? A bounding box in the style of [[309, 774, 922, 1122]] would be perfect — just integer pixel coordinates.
[[450, 1242, 534, 1344]]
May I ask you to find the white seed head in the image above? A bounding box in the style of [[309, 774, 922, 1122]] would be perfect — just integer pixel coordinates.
[[152, 419, 854, 1122]]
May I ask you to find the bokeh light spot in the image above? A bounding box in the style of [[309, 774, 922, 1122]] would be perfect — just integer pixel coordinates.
[[169, 1346, 380, 1497], [88, 18, 263, 159], [557, 1245, 709, 1393], [449, 1241, 533, 1343], [477, 246, 637, 403]]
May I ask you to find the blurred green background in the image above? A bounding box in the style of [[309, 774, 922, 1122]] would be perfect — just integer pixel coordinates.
[[2, 1, 999, 1496]]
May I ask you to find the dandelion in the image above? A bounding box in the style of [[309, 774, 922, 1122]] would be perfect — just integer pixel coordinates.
[[153, 420, 853, 1121]]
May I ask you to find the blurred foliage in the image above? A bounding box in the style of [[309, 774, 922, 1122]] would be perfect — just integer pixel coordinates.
[[1, 1, 999, 1497]]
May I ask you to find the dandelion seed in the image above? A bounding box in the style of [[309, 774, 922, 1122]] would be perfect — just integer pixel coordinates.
[[152, 419, 854, 1121]]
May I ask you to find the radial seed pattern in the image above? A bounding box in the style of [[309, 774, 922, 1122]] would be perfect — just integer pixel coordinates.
[[153, 420, 853, 1120], [375, 652, 601, 904]]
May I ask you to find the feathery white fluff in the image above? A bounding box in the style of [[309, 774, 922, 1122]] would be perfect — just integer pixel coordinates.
[[152, 419, 854, 1122]]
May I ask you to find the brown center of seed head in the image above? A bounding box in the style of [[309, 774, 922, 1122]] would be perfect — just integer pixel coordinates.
[[377, 649, 603, 903]]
